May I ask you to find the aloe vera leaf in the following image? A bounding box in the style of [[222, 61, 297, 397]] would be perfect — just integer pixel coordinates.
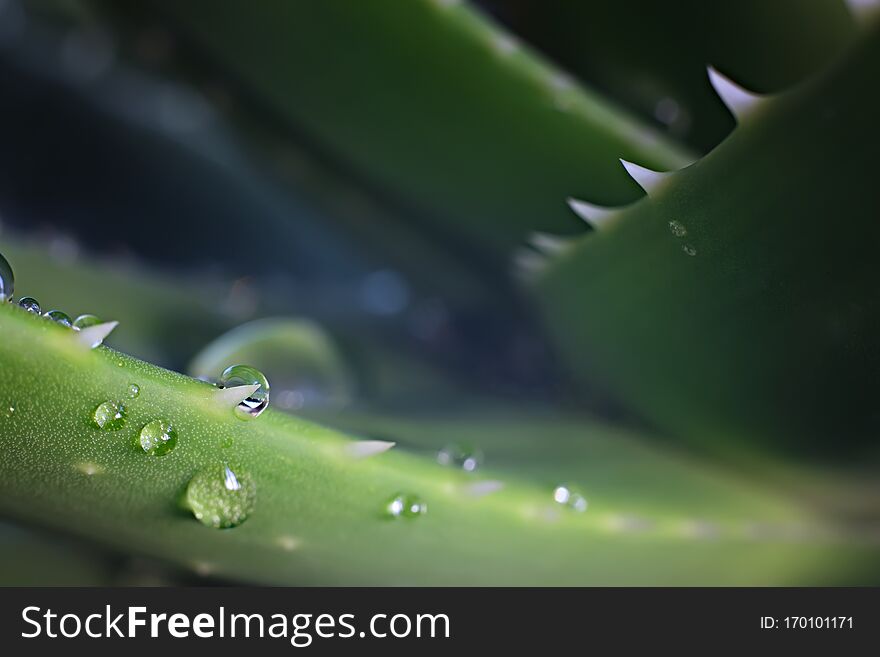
[[530, 24, 880, 460], [2, 304, 878, 584], [107, 0, 693, 259], [500, 0, 857, 151]]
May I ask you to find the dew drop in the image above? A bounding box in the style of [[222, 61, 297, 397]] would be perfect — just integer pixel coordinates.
[[0, 251, 13, 302], [4, 405, 14, 418], [138, 419, 178, 456], [682, 244, 697, 256], [553, 485, 588, 512], [385, 492, 427, 519], [92, 400, 127, 431], [127, 383, 140, 399], [218, 365, 270, 420], [668, 220, 687, 238], [18, 297, 41, 314], [72, 314, 102, 330], [44, 309, 72, 327], [437, 444, 483, 472], [185, 463, 256, 529]]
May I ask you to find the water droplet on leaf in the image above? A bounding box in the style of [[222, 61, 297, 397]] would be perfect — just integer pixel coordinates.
[[92, 400, 127, 430], [668, 220, 687, 238], [138, 419, 178, 456], [0, 252, 13, 302], [18, 297, 41, 314], [185, 463, 256, 529], [682, 244, 697, 256], [437, 444, 483, 472], [553, 485, 588, 512], [385, 493, 427, 519], [127, 383, 140, 399], [218, 365, 270, 420], [72, 314, 102, 330], [44, 309, 72, 327]]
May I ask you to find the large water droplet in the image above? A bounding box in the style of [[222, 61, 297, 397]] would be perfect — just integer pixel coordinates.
[[218, 365, 270, 420], [437, 444, 483, 472], [44, 309, 72, 327], [682, 244, 697, 257], [127, 383, 140, 399], [92, 400, 127, 431], [385, 492, 427, 519], [138, 419, 178, 456], [668, 220, 687, 238], [72, 314, 102, 330], [185, 463, 256, 529], [553, 485, 588, 512], [0, 252, 13, 302], [18, 297, 41, 314]]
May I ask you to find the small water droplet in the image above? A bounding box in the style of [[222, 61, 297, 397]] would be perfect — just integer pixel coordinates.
[[72, 314, 102, 330], [127, 383, 140, 399], [44, 309, 72, 327], [218, 365, 270, 420], [0, 251, 13, 302], [682, 244, 697, 256], [185, 463, 256, 529], [92, 400, 127, 431], [553, 485, 588, 512], [437, 444, 483, 472], [668, 220, 687, 238], [5, 405, 14, 417], [18, 297, 41, 314], [138, 419, 178, 456], [385, 492, 427, 519]]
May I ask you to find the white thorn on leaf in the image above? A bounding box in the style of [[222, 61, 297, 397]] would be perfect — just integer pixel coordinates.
[[74, 321, 118, 349], [707, 67, 763, 122], [619, 159, 671, 194], [464, 480, 504, 498], [567, 197, 618, 230], [346, 440, 396, 460], [212, 383, 260, 408], [528, 232, 573, 255]]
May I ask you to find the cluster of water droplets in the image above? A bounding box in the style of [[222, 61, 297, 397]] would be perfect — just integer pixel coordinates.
[[553, 484, 588, 513], [667, 220, 697, 257], [437, 443, 483, 473], [385, 492, 427, 519], [4, 249, 599, 536], [2, 249, 116, 335]]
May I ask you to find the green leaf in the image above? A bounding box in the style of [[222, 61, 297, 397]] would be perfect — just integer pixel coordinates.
[[530, 23, 880, 461], [110, 0, 693, 260], [0, 303, 876, 584]]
